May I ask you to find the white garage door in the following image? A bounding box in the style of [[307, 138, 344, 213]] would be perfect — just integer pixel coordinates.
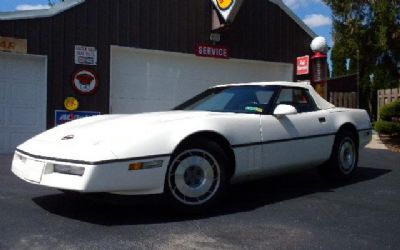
[[110, 46, 293, 114], [0, 52, 47, 154]]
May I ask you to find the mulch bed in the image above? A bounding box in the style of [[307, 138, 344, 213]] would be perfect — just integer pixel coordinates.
[[379, 134, 400, 153]]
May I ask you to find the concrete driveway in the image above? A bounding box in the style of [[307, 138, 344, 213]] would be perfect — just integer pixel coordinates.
[[0, 139, 399, 250]]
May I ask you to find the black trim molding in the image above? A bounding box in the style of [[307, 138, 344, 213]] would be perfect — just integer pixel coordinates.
[[232, 132, 337, 149], [15, 149, 171, 166], [232, 128, 372, 149]]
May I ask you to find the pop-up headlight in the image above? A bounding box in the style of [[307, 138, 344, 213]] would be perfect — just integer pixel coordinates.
[[54, 165, 85, 176]]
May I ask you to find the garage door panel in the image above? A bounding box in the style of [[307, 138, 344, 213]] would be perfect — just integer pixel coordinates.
[[111, 47, 292, 114], [9, 132, 34, 150], [0, 132, 7, 152], [0, 86, 5, 104], [0, 53, 46, 154], [112, 75, 178, 101], [10, 83, 39, 106], [8, 107, 39, 127], [141, 99, 173, 112], [148, 60, 183, 78], [112, 99, 173, 114], [2, 58, 43, 78], [0, 107, 5, 126], [111, 76, 147, 99], [146, 76, 177, 100]]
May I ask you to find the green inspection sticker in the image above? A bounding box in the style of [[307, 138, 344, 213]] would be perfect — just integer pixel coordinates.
[[245, 106, 263, 113]]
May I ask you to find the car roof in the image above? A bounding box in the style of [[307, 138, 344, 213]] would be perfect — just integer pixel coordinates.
[[214, 81, 310, 89]]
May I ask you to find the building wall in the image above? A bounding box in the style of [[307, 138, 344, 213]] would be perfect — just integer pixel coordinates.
[[0, 0, 314, 128]]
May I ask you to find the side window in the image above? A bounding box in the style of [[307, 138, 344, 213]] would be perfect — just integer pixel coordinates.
[[255, 90, 274, 104], [276, 88, 317, 113]]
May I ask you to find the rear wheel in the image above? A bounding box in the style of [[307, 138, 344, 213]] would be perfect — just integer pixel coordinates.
[[166, 138, 228, 211], [319, 130, 358, 180]]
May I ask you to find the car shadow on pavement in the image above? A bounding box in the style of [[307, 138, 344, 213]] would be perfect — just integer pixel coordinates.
[[32, 163, 391, 226]]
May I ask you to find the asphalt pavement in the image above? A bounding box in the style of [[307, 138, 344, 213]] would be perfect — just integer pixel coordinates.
[[0, 140, 399, 250]]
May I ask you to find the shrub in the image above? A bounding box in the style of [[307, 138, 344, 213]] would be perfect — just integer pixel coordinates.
[[374, 120, 400, 135], [379, 100, 400, 121], [375, 100, 400, 135]]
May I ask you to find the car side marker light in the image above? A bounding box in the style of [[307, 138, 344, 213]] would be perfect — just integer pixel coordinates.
[[129, 160, 163, 171]]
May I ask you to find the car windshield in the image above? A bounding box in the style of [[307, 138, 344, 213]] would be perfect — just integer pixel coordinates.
[[174, 85, 278, 114]]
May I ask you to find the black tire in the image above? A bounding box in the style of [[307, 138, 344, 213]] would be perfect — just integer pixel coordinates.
[[318, 130, 358, 180], [165, 138, 228, 212]]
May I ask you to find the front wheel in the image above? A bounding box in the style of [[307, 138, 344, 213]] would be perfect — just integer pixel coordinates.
[[166, 139, 228, 211], [319, 130, 358, 180]]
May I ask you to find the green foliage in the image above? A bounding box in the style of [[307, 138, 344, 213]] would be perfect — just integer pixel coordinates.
[[324, 0, 400, 117], [375, 100, 400, 135], [374, 120, 400, 135], [379, 100, 400, 121], [331, 42, 347, 77]]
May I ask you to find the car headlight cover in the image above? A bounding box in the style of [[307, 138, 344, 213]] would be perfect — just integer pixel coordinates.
[[54, 164, 85, 176]]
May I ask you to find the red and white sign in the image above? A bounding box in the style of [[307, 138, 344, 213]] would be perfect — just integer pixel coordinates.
[[71, 68, 99, 95], [196, 44, 230, 59], [296, 55, 310, 75]]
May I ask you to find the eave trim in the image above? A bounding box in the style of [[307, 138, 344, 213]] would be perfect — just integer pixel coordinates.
[[0, 0, 85, 21], [268, 0, 317, 38]]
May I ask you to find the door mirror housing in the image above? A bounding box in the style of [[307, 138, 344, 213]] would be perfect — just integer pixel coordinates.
[[273, 104, 298, 117]]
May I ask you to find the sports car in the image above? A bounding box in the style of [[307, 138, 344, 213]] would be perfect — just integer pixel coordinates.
[[11, 82, 372, 209]]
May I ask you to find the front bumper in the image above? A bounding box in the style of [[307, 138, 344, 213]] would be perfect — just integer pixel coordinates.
[[11, 151, 170, 195]]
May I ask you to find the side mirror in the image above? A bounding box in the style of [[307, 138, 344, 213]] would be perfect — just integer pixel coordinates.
[[273, 104, 297, 118]]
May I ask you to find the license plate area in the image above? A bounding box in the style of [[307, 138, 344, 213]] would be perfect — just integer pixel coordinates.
[[23, 158, 45, 183]]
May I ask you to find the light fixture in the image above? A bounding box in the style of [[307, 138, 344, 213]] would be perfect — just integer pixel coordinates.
[[53, 164, 85, 176], [210, 33, 221, 43], [129, 160, 163, 171]]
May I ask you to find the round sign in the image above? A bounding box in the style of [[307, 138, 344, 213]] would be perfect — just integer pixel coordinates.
[[72, 68, 99, 95], [64, 97, 79, 111], [217, 0, 233, 10]]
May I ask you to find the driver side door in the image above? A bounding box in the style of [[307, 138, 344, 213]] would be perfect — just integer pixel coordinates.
[[259, 87, 334, 174]]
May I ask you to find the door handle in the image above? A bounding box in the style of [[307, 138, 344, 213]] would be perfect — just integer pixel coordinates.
[[318, 117, 326, 123]]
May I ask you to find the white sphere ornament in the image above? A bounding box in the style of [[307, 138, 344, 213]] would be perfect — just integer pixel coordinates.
[[311, 36, 328, 53]]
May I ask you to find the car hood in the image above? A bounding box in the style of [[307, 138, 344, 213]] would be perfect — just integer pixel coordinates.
[[39, 111, 219, 143], [16, 111, 224, 162]]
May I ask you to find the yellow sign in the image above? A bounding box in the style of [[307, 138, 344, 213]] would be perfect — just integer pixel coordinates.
[[64, 97, 79, 111], [0, 36, 27, 54], [217, 0, 233, 10]]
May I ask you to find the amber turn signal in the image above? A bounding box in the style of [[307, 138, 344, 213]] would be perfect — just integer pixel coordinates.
[[129, 163, 143, 171]]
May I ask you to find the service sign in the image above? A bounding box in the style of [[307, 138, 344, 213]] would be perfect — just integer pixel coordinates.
[[196, 44, 230, 59], [75, 45, 97, 65], [55, 110, 101, 126], [211, 0, 244, 23], [296, 55, 310, 75], [0, 36, 27, 54]]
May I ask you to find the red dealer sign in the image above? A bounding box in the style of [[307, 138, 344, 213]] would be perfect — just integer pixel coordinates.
[[196, 44, 230, 59], [296, 55, 310, 75]]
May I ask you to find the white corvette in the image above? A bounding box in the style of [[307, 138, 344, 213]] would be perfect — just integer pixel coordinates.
[[12, 82, 372, 209]]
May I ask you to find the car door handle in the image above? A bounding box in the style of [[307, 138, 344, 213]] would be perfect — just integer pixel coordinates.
[[318, 117, 326, 123]]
